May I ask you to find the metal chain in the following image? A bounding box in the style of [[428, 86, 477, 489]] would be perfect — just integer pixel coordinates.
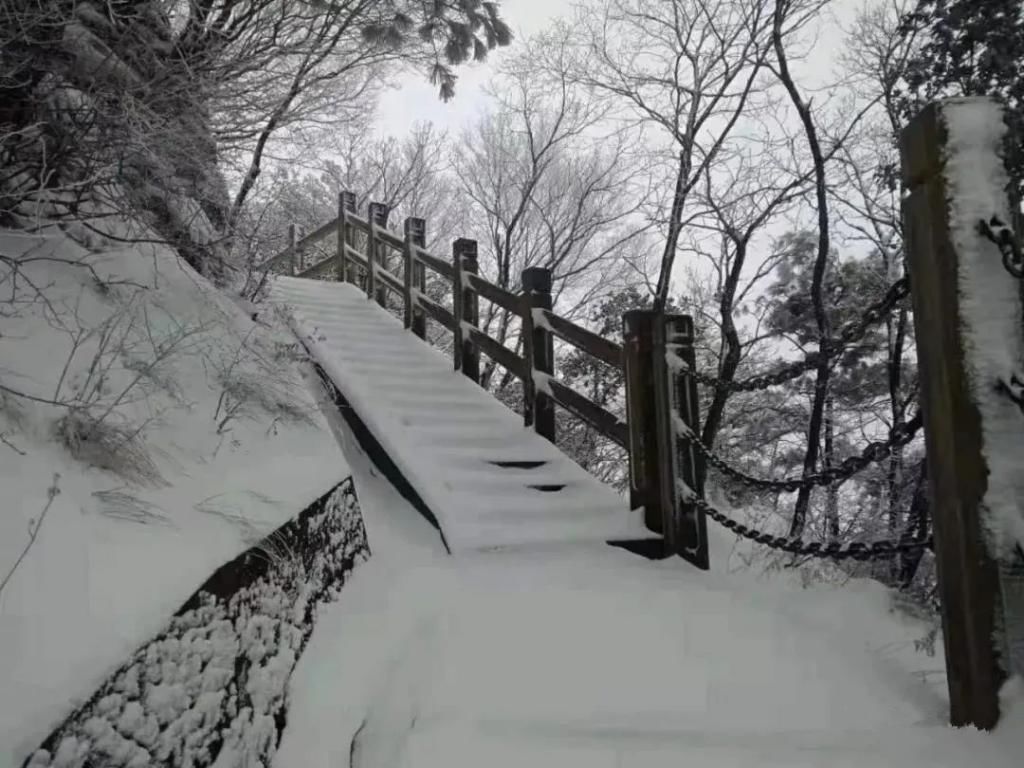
[[690, 276, 911, 393], [679, 488, 932, 561], [977, 216, 1024, 278], [996, 372, 1024, 415], [677, 412, 923, 493]]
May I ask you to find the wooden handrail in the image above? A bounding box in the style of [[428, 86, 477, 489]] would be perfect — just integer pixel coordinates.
[[256, 215, 339, 272], [543, 375, 629, 449], [262, 194, 632, 469], [463, 272, 522, 316], [535, 308, 623, 369], [375, 262, 404, 296], [466, 325, 527, 380], [412, 291, 456, 331], [412, 245, 454, 281], [296, 254, 340, 279], [344, 243, 369, 271]]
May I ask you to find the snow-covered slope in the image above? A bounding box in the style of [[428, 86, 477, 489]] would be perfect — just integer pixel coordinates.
[[0, 223, 347, 768], [278, 416, 1024, 768]]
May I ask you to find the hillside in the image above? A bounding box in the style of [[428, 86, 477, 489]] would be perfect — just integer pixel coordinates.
[[0, 221, 346, 767]]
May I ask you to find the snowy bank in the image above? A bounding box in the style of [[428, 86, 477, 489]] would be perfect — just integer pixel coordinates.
[[0, 223, 346, 767]]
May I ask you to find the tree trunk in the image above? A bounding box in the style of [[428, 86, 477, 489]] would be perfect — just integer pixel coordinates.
[[698, 237, 747, 484], [898, 460, 929, 589], [774, 5, 832, 539], [654, 150, 692, 311], [824, 390, 839, 542]]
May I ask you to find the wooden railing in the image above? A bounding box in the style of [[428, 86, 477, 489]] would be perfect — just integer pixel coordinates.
[[257, 192, 707, 567]]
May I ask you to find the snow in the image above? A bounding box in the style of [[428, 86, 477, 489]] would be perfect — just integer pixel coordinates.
[[665, 345, 688, 374], [530, 306, 553, 332], [0, 223, 346, 768], [531, 368, 554, 396], [269, 276, 654, 551], [942, 97, 1024, 557], [278, 469, 1023, 768], [23, 477, 368, 768]]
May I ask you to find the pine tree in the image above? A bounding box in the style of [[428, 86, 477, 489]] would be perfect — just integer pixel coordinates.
[[898, 0, 1024, 195]]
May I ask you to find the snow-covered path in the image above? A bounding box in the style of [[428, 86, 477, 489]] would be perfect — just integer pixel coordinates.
[[269, 277, 653, 551], [275, 407, 1023, 768]]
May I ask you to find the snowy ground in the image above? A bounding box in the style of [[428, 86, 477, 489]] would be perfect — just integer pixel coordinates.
[[279, 399, 1023, 768], [0, 224, 346, 768]]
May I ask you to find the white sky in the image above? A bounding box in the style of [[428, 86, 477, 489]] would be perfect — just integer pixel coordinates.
[[375, 0, 585, 136], [374, 0, 861, 138]]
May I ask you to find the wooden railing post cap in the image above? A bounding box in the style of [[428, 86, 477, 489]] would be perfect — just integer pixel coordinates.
[[522, 266, 552, 292], [404, 216, 425, 234], [368, 201, 389, 224], [339, 190, 356, 210], [622, 308, 657, 331], [453, 239, 478, 272]]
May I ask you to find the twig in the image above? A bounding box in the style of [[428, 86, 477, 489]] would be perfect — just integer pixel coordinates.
[[0, 380, 68, 407], [0, 474, 60, 600], [0, 432, 27, 455]]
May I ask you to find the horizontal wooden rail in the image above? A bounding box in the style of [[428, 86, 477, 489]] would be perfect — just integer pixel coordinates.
[[347, 212, 405, 251], [256, 216, 339, 272], [543, 375, 629, 449], [375, 225, 405, 252], [297, 254, 340, 279], [466, 325, 527, 380], [347, 211, 370, 233], [464, 272, 522, 315], [413, 246, 454, 281], [375, 263, 404, 296], [344, 243, 369, 271], [536, 308, 623, 369], [412, 291, 456, 332]]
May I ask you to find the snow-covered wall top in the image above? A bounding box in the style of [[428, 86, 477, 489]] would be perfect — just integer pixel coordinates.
[[943, 97, 1024, 558]]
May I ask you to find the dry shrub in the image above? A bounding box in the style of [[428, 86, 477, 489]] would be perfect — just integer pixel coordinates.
[[92, 488, 171, 526], [55, 409, 164, 486]]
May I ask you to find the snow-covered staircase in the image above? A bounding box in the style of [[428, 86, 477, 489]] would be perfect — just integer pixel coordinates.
[[269, 277, 654, 552]]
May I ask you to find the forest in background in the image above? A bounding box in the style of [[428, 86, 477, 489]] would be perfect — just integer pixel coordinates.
[[3, 0, 1023, 609]]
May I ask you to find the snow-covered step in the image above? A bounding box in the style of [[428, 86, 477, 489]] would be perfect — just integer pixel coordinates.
[[270, 277, 654, 551]]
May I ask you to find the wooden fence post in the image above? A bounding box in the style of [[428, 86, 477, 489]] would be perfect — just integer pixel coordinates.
[[522, 266, 555, 443], [623, 309, 664, 534], [403, 217, 427, 338], [900, 97, 1018, 729], [287, 224, 297, 276], [658, 313, 708, 570], [367, 202, 389, 306], [452, 238, 480, 383], [338, 191, 355, 284]]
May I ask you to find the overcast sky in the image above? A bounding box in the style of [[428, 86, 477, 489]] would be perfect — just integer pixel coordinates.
[[375, 0, 592, 136], [374, 0, 859, 138]]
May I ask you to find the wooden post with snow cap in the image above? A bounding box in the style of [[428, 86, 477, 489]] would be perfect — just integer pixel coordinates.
[[338, 191, 356, 284], [367, 202, 389, 306], [623, 309, 664, 534], [900, 96, 1024, 729], [452, 239, 480, 383], [655, 313, 708, 569], [403, 217, 427, 339], [522, 266, 555, 443]]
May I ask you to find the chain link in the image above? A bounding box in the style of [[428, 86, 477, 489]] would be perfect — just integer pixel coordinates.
[[679, 487, 932, 561], [977, 216, 1024, 278], [677, 412, 923, 493], [690, 276, 911, 393]]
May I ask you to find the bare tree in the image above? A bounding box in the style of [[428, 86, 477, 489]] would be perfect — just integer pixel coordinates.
[[553, 0, 776, 309], [452, 40, 652, 391]]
